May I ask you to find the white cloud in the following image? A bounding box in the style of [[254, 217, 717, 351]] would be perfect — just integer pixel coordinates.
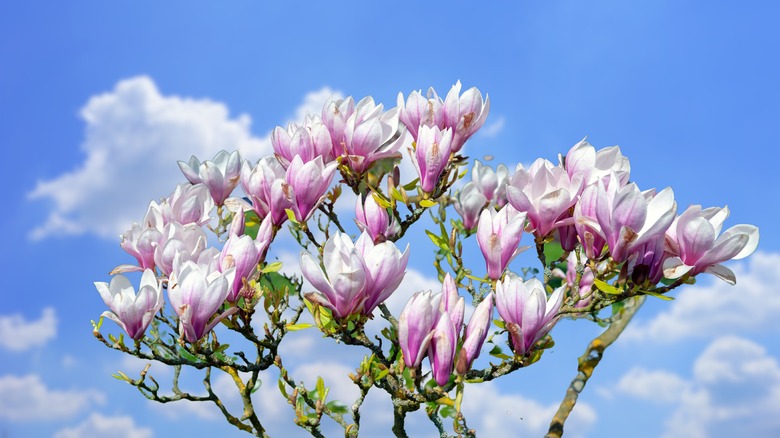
[[0, 374, 105, 421], [461, 381, 597, 438], [0, 307, 57, 351], [605, 335, 780, 438], [54, 413, 153, 438], [624, 252, 780, 343], [28, 76, 340, 240], [477, 115, 506, 139]]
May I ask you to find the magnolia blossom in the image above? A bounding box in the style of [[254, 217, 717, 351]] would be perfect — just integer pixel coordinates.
[[453, 182, 488, 231], [284, 156, 338, 223], [168, 261, 237, 343], [495, 275, 564, 356], [476, 204, 528, 280], [355, 194, 398, 242], [439, 273, 465, 330], [398, 291, 441, 367], [160, 183, 214, 227], [300, 232, 408, 318], [563, 139, 630, 189], [413, 126, 453, 193], [341, 97, 405, 173], [591, 173, 677, 262], [574, 184, 607, 259], [152, 222, 208, 277], [428, 311, 457, 386], [272, 116, 333, 166], [553, 252, 595, 308], [95, 269, 164, 340], [506, 158, 580, 238], [443, 81, 490, 152], [663, 205, 759, 284], [456, 293, 493, 374], [241, 156, 293, 225], [178, 150, 242, 206], [119, 222, 162, 273], [471, 160, 509, 204], [396, 87, 445, 140], [321, 96, 356, 158], [219, 216, 273, 302]]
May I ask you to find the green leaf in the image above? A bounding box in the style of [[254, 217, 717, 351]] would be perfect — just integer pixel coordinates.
[[402, 178, 420, 191], [374, 368, 390, 381], [543, 241, 564, 264], [285, 208, 299, 224], [419, 199, 436, 208], [242, 209, 262, 239], [440, 405, 456, 419], [594, 279, 622, 295], [278, 379, 288, 398], [371, 192, 392, 209], [493, 319, 505, 330], [390, 188, 405, 203], [261, 261, 283, 273], [425, 230, 449, 251], [286, 323, 314, 331], [178, 347, 201, 363], [316, 376, 327, 401], [642, 290, 675, 301]]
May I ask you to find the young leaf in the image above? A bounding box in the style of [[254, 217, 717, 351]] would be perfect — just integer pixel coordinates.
[[419, 199, 436, 208], [594, 279, 622, 295]]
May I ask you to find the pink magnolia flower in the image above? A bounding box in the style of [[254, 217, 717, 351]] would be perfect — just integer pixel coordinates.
[[553, 252, 595, 308], [241, 156, 293, 226], [272, 116, 334, 167], [341, 97, 406, 173], [355, 194, 398, 242], [476, 204, 528, 280], [471, 160, 509, 204], [428, 311, 457, 386], [354, 232, 410, 315], [574, 184, 607, 260], [495, 275, 564, 356], [119, 222, 162, 273], [152, 222, 208, 277], [453, 182, 488, 231], [178, 150, 242, 206], [168, 261, 237, 343], [439, 273, 465, 331], [397, 88, 446, 140], [95, 269, 164, 340], [284, 155, 338, 223], [300, 233, 368, 319], [398, 291, 441, 368], [322, 96, 355, 158], [160, 183, 214, 227], [506, 158, 580, 238], [592, 173, 677, 262], [663, 205, 759, 284], [219, 216, 273, 302], [443, 81, 490, 152], [563, 139, 630, 190], [456, 293, 493, 374], [413, 125, 453, 193]]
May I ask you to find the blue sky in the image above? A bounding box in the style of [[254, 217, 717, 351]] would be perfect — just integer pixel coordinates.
[[1, 1, 779, 437]]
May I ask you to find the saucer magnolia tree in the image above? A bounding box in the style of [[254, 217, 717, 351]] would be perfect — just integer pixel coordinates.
[[93, 82, 759, 437]]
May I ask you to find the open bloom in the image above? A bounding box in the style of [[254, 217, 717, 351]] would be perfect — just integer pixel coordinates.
[[398, 291, 441, 368], [563, 139, 630, 190], [219, 216, 273, 301], [397, 88, 446, 140], [443, 81, 490, 152], [341, 97, 405, 173], [322, 96, 356, 158], [160, 183, 214, 227], [476, 204, 527, 280], [272, 116, 334, 166], [592, 173, 677, 262], [456, 293, 493, 374], [495, 275, 564, 356], [663, 205, 759, 284], [119, 222, 162, 273], [178, 150, 242, 206], [414, 125, 453, 193], [506, 158, 580, 238], [471, 160, 509, 204], [152, 222, 208, 277], [241, 156, 293, 225], [354, 232, 410, 315], [284, 155, 338, 223], [95, 269, 164, 340], [168, 261, 237, 343]]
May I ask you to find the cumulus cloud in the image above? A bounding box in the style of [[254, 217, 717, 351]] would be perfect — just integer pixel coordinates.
[[54, 413, 153, 438], [604, 335, 780, 438], [0, 307, 57, 351], [461, 381, 597, 438], [28, 76, 341, 240], [623, 252, 780, 343], [0, 374, 105, 421]]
